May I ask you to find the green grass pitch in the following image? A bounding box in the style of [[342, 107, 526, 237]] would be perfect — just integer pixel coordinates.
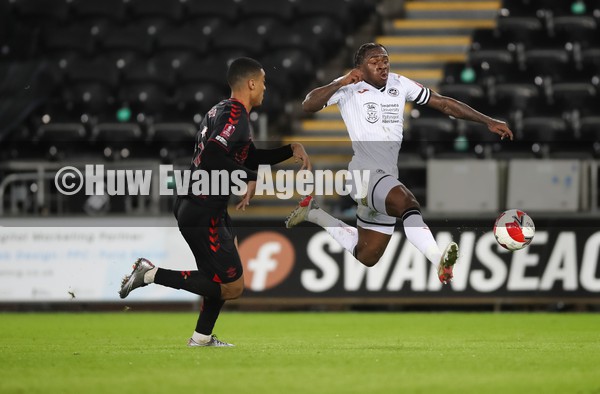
[[1, 312, 599, 394]]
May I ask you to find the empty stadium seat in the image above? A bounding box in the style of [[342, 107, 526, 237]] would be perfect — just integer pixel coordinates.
[[156, 26, 210, 56], [171, 83, 227, 118], [70, 0, 127, 23], [12, 0, 69, 27], [266, 24, 323, 63], [241, 0, 294, 22], [186, 0, 240, 23], [147, 123, 196, 163], [35, 120, 89, 160], [91, 123, 144, 159], [178, 58, 228, 86], [260, 49, 315, 94], [211, 25, 266, 57], [100, 25, 155, 56], [294, 0, 352, 31], [118, 82, 167, 116], [65, 57, 119, 88], [129, 0, 184, 22], [42, 26, 96, 58]]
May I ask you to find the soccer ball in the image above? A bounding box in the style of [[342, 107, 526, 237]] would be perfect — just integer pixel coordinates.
[[493, 209, 535, 251]]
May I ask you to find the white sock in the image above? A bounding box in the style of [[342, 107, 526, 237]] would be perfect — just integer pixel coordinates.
[[402, 212, 442, 267], [144, 267, 158, 284], [307, 208, 358, 254], [191, 331, 212, 344]]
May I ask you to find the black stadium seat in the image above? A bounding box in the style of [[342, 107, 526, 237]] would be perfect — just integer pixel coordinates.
[[211, 25, 266, 57], [241, 0, 294, 22], [186, 0, 240, 23], [70, 0, 127, 23], [156, 26, 210, 56], [12, 0, 69, 27], [129, 0, 184, 22]]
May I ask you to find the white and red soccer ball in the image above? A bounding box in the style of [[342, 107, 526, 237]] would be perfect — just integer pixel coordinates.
[[493, 209, 535, 251]]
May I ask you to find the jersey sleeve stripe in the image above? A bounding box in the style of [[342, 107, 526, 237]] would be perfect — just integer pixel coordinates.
[[414, 87, 431, 105]]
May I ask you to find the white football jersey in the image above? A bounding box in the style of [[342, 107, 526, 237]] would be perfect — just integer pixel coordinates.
[[327, 72, 431, 176]]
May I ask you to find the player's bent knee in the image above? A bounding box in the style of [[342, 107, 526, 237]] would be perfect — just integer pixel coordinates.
[[220, 277, 244, 300], [356, 250, 382, 267]]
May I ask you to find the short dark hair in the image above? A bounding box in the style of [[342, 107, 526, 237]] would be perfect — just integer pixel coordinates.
[[226, 57, 263, 89], [354, 43, 387, 67]]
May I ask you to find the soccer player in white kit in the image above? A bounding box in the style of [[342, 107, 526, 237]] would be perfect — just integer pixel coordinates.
[[286, 43, 514, 284]]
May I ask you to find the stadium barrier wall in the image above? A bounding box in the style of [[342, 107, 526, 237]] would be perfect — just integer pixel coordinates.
[[1, 217, 600, 306]]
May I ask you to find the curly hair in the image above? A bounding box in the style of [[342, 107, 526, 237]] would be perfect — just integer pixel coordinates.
[[353, 43, 387, 67]]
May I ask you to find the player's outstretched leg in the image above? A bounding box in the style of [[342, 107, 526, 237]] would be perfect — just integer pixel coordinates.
[[438, 242, 459, 284], [188, 335, 234, 347], [119, 258, 156, 299], [285, 195, 319, 228]]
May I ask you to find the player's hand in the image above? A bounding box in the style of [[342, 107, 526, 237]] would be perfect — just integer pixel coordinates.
[[291, 143, 312, 171], [340, 69, 363, 86], [236, 180, 256, 211], [488, 119, 514, 141]]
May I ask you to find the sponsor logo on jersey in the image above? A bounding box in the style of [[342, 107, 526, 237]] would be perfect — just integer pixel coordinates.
[[387, 87, 399, 97], [364, 102, 380, 123], [207, 107, 217, 118]]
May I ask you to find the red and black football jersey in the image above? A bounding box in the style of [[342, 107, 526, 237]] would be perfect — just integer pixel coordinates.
[[188, 98, 255, 201], [192, 98, 252, 169]]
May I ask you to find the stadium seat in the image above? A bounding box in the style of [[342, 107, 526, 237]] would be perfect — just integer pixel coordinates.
[[407, 106, 456, 158], [552, 15, 598, 43], [521, 103, 570, 148], [552, 82, 597, 110], [469, 30, 517, 76], [186, 0, 240, 23], [42, 26, 96, 58], [211, 25, 266, 57], [100, 25, 155, 56], [488, 63, 541, 109], [496, 17, 544, 50], [121, 57, 177, 88], [260, 49, 315, 95], [129, 0, 184, 22], [35, 121, 89, 160], [117, 82, 168, 116], [266, 24, 323, 63], [240, 0, 294, 22], [294, 0, 352, 31], [578, 97, 600, 151], [62, 82, 116, 116], [70, 0, 127, 23], [524, 49, 571, 80], [171, 83, 227, 118], [244, 17, 285, 39], [156, 26, 210, 56], [91, 123, 144, 159], [65, 57, 119, 88], [178, 58, 228, 86], [12, 0, 69, 27], [147, 123, 196, 163], [438, 84, 486, 105], [291, 16, 345, 55]]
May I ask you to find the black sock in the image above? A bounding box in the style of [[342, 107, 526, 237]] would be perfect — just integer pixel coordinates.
[[195, 297, 226, 335], [154, 268, 221, 299]]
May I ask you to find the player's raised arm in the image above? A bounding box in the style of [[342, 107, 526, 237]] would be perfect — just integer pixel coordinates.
[[426, 91, 514, 140], [302, 69, 363, 113]]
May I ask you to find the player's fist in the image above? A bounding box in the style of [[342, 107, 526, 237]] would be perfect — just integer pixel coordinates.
[[341, 69, 363, 86]]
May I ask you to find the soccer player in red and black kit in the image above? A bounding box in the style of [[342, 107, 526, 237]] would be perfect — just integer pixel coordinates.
[[119, 57, 311, 347]]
